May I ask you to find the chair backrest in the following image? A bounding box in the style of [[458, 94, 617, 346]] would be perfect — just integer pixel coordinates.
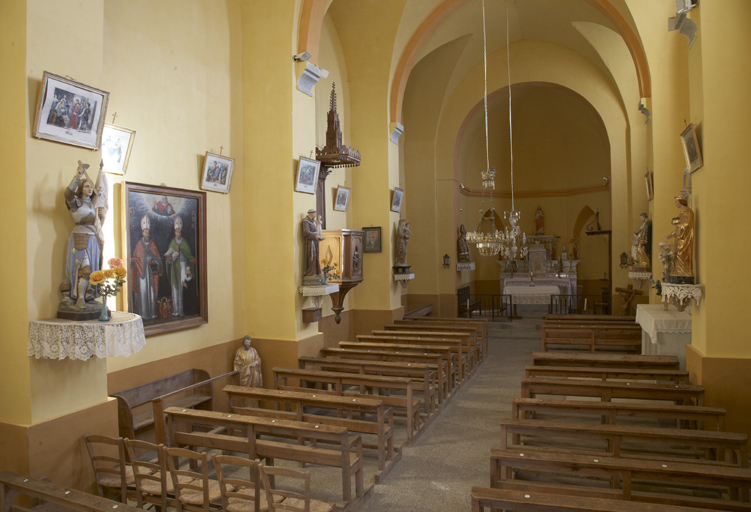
[[213, 454, 263, 512], [83, 434, 129, 503], [164, 446, 216, 512], [259, 465, 314, 512], [124, 438, 170, 511]]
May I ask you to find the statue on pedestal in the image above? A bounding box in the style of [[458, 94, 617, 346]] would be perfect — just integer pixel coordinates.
[[534, 206, 544, 235], [394, 219, 411, 273], [667, 195, 694, 284], [302, 209, 324, 285], [457, 224, 471, 263], [58, 160, 109, 320], [631, 212, 652, 270]]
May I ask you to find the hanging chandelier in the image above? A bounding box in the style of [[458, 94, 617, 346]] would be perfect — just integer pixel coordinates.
[[465, 0, 528, 260]]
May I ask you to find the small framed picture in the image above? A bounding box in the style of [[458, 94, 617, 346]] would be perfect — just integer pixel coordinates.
[[333, 186, 350, 212], [680, 123, 703, 173], [391, 187, 404, 213], [363, 226, 382, 253], [645, 171, 654, 201], [295, 156, 321, 194], [33, 71, 109, 150], [101, 124, 136, 175], [200, 152, 235, 194]]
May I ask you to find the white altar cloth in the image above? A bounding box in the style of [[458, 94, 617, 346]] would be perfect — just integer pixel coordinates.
[[503, 277, 573, 295], [636, 304, 691, 369], [28, 312, 146, 361], [504, 285, 560, 305]]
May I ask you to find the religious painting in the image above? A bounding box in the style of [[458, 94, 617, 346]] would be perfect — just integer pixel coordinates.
[[101, 124, 135, 175], [295, 156, 321, 194], [362, 226, 382, 253], [391, 187, 404, 213], [645, 171, 654, 201], [200, 152, 235, 194], [33, 71, 109, 150], [680, 123, 703, 173], [333, 186, 350, 212], [122, 182, 208, 336]]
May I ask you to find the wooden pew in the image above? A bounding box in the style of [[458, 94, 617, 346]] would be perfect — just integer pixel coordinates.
[[0, 471, 145, 512], [512, 397, 726, 430], [520, 377, 705, 405], [471, 486, 717, 512], [499, 418, 748, 466], [272, 367, 423, 442], [223, 385, 399, 481], [164, 407, 369, 511], [395, 318, 488, 362], [542, 324, 642, 353], [524, 365, 690, 383], [357, 333, 468, 384], [298, 356, 440, 409], [320, 347, 451, 401], [531, 352, 680, 370], [490, 449, 751, 510], [378, 326, 478, 370], [545, 314, 636, 323]]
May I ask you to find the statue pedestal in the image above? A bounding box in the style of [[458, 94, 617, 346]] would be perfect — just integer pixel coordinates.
[[393, 273, 414, 288], [298, 284, 340, 311], [661, 283, 702, 312], [628, 270, 652, 288], [456, 262, 475, 272]]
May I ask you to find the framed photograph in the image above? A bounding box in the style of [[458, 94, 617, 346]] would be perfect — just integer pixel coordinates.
[[333, 186, 350, 212], [122, 182, 208, 336], [295, 156, 321, 194], [33, 71, 109, 150], [363, 227, 382, 253], [101, 124, 135, 175], [201, 152, 235, 194], [645, 171, 654, 201], [391, 187, 404, 213], [680, 123, 703, 173]]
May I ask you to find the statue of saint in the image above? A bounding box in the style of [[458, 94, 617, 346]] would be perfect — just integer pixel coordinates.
[[534, 206, 544, 235], [302, 209, 324, 285], [668, 196, 694, 283], [234, 335, 263, 388], [59, 161, 108, 319], [632, 212, 652, 270], [457, 224, 470, 263], [395, 219, 411, 267]]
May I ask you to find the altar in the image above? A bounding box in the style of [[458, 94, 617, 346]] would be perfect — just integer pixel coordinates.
[[635, 303, 692, 369], [503, 285, 560, 305]]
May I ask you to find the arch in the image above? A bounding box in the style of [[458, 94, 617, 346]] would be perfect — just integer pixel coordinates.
[[297, 0, 328, 65], [573, 205, 597, 237], [389, 0, 650, 125]]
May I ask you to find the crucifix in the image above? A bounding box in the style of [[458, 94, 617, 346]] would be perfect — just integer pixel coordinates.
[[219, 145, 223, 156], [111, 112, 117, 124], [615, 284, 642, 315]]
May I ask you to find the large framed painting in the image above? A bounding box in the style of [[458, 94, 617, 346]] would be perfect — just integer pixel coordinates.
[[200, 152, 235, 194], [33, 71, 109, 150], [101, 124, 136, 175], [122, 182, 208, 335], [680, 123, 703, 173]]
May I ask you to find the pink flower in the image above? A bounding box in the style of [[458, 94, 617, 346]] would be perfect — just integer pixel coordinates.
[[108, 257, 124, 268]]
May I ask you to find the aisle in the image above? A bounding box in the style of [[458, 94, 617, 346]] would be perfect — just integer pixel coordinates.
[[358, 317, 542, 512]]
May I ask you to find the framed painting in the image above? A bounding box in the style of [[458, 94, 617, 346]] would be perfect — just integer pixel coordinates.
[[295, 156, 321, 194], [391, 187, 404, 213], [201, 152, 235, 194], [101, 124, 135, 175], [122, 182, 208, 336], [33, 71, 109, 150], [680, 123, 703, 173], [645, 171, 654, 201], [333, 186, 350, 212], [363, 226, 382, 253]]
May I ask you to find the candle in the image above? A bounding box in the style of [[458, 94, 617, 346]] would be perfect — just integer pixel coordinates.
[[584, 298, 588, 311]]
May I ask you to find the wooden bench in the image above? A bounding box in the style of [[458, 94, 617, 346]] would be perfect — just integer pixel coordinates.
[[272, 367, 423, 442], [164, 407, 369, 511], [110, 369, 238, 443], [299, 355, 441, 408], [394, 318, 488, 362], [490, 449, 751, 509], [545, 314, 636, 323], [0, 471, 145, 512], [223, 385, 399, 481], [531, 352, 680, 370], [471, 486, 718, 512], [542, 324, 642, 353], [404, 304, 434, 318], [499, 418, 748, 466], [524, 365, 690, 383], [520, 377, 705, 405], [457, 285, 482, 318], [379, 326, 478, 371], [512, 397, 726, 430]]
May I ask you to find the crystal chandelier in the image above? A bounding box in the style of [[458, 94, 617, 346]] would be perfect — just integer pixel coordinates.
[[466, 0, 527, 260]]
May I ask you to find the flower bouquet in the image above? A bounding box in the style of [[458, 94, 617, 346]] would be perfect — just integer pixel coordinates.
[[321, 258, 341, 284], [89, 257, 127, 321]]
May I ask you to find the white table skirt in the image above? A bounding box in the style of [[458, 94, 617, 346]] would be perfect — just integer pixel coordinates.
[[636, 303, 692, 343], [28, 311, 146, 361], [504, 285, 560, 305]]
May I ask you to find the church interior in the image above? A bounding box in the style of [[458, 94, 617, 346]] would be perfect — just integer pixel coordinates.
[[2, 0, 751, 509]]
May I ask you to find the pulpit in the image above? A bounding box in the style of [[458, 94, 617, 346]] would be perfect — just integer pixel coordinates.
[[319, 229, 364, 323]]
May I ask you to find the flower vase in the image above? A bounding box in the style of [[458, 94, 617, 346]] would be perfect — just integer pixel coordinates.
[[98, 295, 110, 322]]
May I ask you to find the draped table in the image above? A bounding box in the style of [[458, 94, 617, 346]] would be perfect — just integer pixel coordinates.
[[635, 303, 692, 369], [27, 312, 146, 360]]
